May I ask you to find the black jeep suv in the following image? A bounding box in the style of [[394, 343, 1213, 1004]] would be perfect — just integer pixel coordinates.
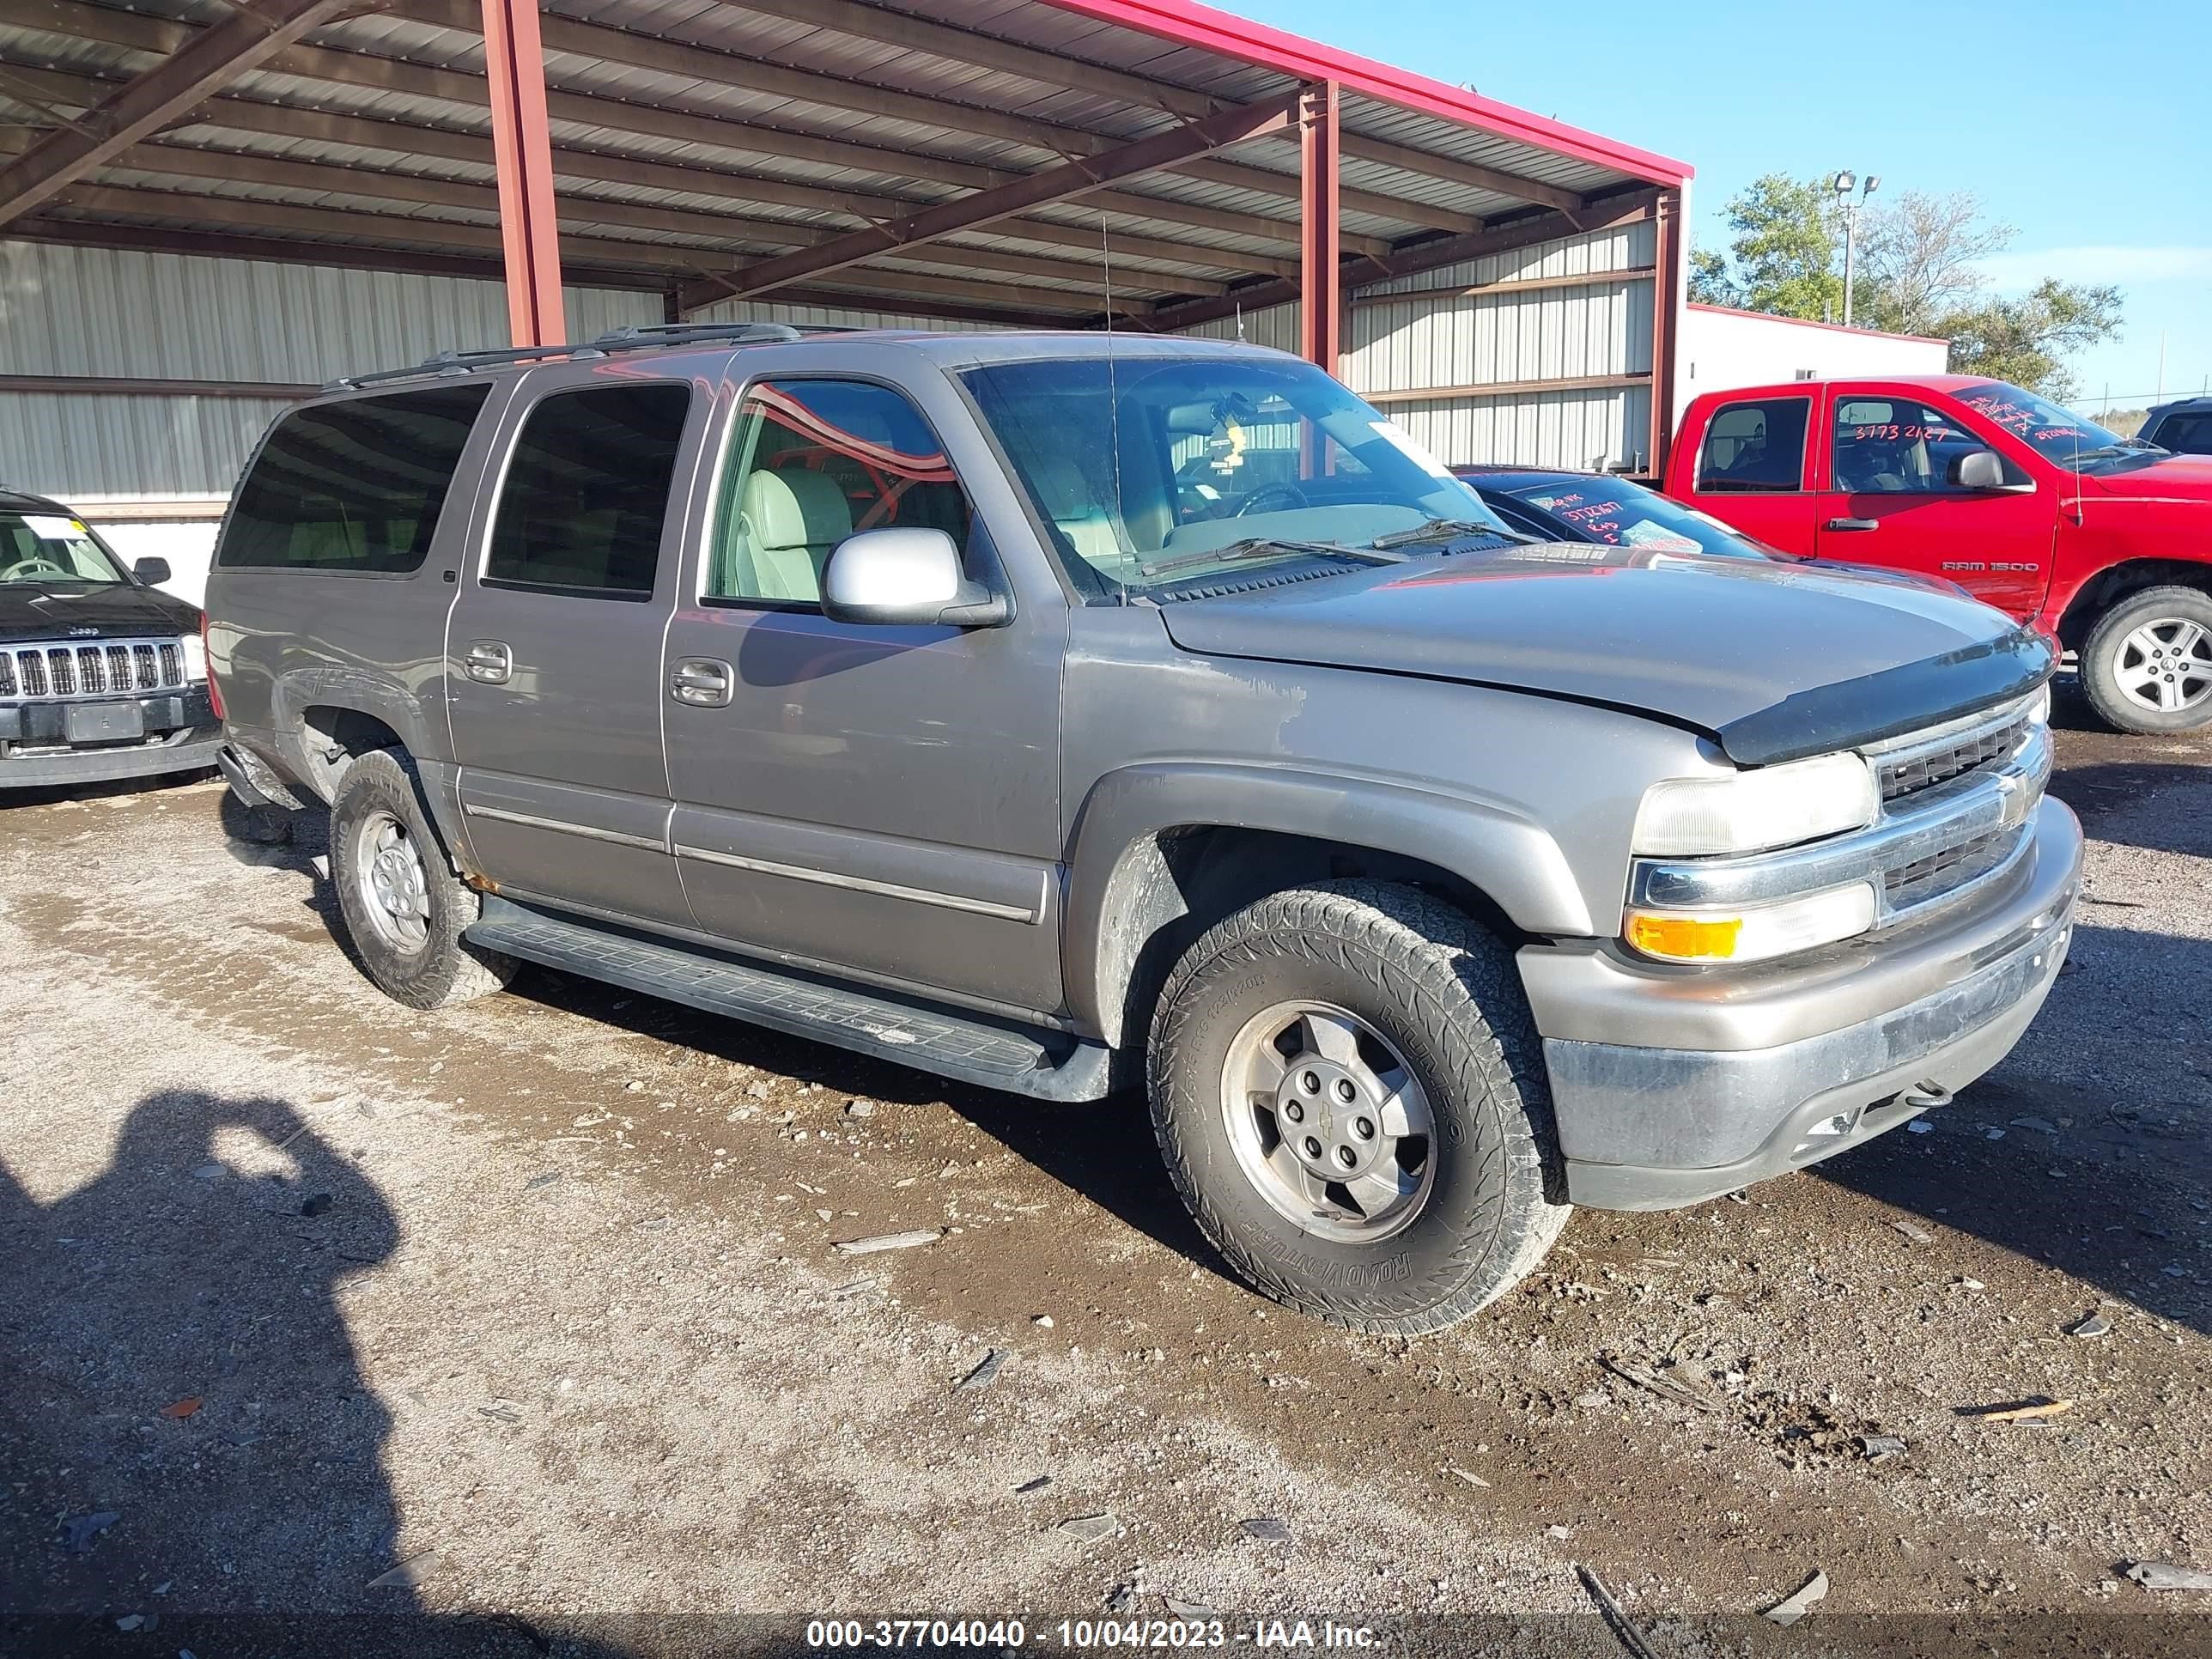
[[0, 488, 218, 791]]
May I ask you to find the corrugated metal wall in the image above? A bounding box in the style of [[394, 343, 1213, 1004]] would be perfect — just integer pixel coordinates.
[[4, 217, 1662, 501], [0, 241, 658, 500], [686, 296, 1003, 335], [1166, 221, 1657, 472], [1170, 301, 1300, 355], [1345, 220, 1656, 471]]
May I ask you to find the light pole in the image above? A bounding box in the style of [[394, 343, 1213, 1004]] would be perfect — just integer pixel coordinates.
[[1831, 170, 1880, 327]]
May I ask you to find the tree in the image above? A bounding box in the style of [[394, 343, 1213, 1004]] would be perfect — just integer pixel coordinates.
[[1709, 173, 1846, 321], [1687, 246, 1739, 308], [1854, 190, 2013, 337], [1689, 176, 2124, 396], [1936, 279, 2125, 402]]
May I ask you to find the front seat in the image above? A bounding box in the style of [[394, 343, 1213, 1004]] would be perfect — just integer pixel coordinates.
[[1030, 456, 1131, 579], [736, 467, 854, 603]]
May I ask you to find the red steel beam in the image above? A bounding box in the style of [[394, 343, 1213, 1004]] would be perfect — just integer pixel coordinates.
[[1147, 190, 1662, 336], [479, 0, 563, 347], [678, 91, 1301, 313], [1648, 185, 1684, 477], [0, 0, 355, 228], [1298, 81, 1340, 374]]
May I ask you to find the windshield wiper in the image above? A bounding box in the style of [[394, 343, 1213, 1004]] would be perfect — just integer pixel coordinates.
[[1367, 517, 1521, 550], [1137, 536, 1409, 580]]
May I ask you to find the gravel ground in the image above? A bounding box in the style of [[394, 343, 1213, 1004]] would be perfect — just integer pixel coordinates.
[[2, 683, 2209, 1658]]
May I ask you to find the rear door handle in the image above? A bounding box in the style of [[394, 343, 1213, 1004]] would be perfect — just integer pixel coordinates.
[[670, 658, 733, 708], [463, 640, 513, 684], [1824, 517, 1879, 532]]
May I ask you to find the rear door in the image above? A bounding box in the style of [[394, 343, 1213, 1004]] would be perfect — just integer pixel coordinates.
[[1678, 392, 1820, 553], [444, 367, 708, 927], [659, 369, 1066, 1015], [1814, 388, 2056, 617]]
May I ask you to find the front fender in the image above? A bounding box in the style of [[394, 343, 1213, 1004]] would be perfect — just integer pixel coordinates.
[[1060, 761, 1594, 1043]]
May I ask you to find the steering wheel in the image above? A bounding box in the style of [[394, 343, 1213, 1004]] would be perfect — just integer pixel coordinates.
[[1, 556, 71, 580], [1235, 482, 1310, 517]]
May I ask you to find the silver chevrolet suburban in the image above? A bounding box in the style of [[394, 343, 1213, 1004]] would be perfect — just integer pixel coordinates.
[[206, 324, 2081, 1334]]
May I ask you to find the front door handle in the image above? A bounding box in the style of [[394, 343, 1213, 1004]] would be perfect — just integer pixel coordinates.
[[670, 658, 733, 708], [463, 639, 513, 684], [1824, 517, 1879, 532]]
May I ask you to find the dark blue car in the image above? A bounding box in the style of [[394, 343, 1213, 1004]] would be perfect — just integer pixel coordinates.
[[1455, 466, 1776, 558]]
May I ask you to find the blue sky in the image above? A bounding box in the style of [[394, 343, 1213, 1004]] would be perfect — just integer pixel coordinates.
[[1218, 0, 2212, 410]]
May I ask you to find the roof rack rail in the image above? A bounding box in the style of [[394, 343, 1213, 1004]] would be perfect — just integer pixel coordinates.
[[322, 320, 854, 392]]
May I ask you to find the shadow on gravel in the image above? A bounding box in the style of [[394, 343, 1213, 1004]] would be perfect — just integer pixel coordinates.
[[1815, 921, 2212, 1340], [2048, 763, 2212, 858], [506, 963, 1227, 1289], [0, 1090, 642, 1658], [230, 797, 1228, 1293], [0, 770, 219, 814]]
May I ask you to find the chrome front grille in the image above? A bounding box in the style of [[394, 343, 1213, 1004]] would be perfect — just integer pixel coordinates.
[[0, 638, 191, 702], [1860, 692, 2048, 924], [1878, 706, 2033, 805], [1883, 825, 2017, 909]]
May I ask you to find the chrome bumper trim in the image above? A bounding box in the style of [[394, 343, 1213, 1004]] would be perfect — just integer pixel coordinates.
[[1546, 808, 2079, 1192]]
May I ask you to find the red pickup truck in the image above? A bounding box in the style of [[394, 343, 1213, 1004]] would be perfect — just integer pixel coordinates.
[[1667, 375, 2212, 732]]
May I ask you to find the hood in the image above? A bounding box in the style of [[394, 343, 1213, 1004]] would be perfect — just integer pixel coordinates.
[[2085, 450, 2212, 503], [1155, 545, 2051, 765], [0, 580, 202, 646]]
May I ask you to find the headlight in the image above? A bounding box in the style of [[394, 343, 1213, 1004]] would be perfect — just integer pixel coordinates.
[[2027, 684, 2051, 726], [1626, 883, 1877, 964], [1632, 751, 1877, 857], [179, 632, 208, 681]]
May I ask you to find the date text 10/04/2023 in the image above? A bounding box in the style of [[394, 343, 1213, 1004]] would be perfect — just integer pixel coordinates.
[[804, 1619, 1381, 1650]]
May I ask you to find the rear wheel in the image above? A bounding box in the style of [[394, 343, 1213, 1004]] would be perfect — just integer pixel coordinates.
[[2081, 585, 2212, 732], [329, 749, 514, 1009], [1147, 880, 1568, 1334]]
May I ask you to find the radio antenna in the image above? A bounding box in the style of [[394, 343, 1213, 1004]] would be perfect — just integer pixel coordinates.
[[1103, 214, 1127, 604]]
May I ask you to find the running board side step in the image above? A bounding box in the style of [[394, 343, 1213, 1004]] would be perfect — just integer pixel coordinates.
[[466, 896, 1114, 1102]]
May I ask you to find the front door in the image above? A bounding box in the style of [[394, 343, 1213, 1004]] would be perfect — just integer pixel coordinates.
[[660, 374, 1066, 1016], [1680, 393, 1820, 554], [1814, 391, 2056, 617], [445, 371, 706, 926]]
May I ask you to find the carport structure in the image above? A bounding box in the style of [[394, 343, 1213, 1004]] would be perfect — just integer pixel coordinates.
[[0, 0, 1692, 488]]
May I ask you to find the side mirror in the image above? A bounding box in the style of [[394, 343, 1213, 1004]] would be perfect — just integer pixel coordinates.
[[132, 556, 172, 585], [820, 528, 1009, 628], [1949, 448, 2033, 493]]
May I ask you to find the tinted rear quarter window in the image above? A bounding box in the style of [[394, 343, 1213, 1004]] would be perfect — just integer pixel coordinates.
[[486, 383, 693, 598], [1695, 397, 1811, 493], [218, 384, 491, 572], [2154, 412, 2212, 455]]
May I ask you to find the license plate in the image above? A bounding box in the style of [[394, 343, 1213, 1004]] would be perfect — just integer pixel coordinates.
[[65, 701, 146, 743]]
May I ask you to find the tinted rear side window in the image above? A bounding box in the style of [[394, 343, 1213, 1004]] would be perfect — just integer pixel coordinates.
[[1694, 397, 1811, 493], [2154, 412, 2212, 455], [485, 383, 692, 598], [218, 385, 490, 572]]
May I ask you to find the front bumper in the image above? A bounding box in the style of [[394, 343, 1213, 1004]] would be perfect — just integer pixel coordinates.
[[0, 725, 222, 789], [1522, 797, 2082, 1211]]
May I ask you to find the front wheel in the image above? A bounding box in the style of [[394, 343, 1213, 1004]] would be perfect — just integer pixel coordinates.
[[2081, 585, 2212, 733], [1147, 881, 1568, 1334]]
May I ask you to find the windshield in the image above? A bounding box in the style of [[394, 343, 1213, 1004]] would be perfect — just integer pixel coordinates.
[[1491, 476, 1769, 559], [0, 509, 129, 584], [1954, 382, 2130, 468], [959, 355, 1513, 597]]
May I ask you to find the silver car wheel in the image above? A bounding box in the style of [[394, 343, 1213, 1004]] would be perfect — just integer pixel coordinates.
[[2114, 617, 2212, 714], [354, 809, 431, 956], [1219, 1000, 1436, 1243]]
